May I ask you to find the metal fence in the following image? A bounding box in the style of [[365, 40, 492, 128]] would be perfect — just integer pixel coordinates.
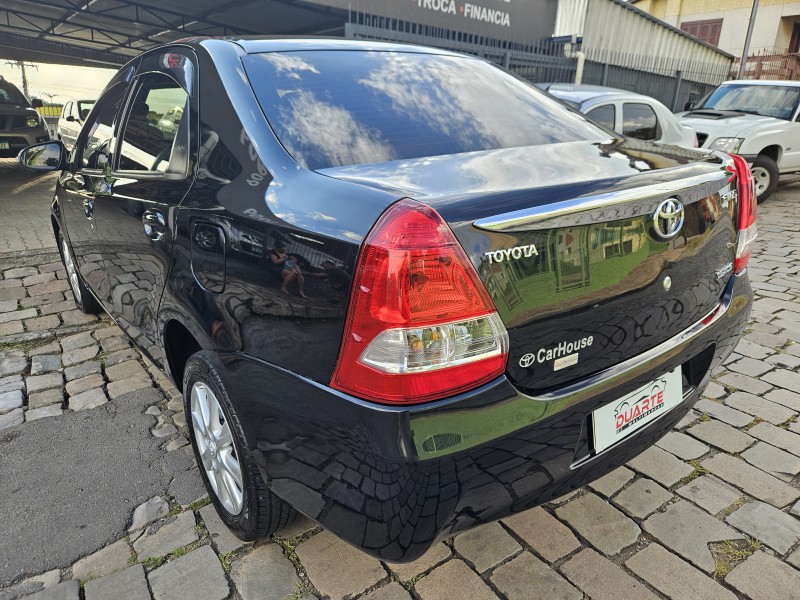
[[733, 51, 800, 81]]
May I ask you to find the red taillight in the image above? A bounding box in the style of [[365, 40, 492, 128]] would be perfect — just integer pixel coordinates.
[[331, 198, 509, 404], [731, 154, 757, 274]]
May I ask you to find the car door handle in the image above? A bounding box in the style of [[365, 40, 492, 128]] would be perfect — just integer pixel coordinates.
[[83, 199, 93, 219], [142, 209, 167, 241], [64, 174, 85, 191]]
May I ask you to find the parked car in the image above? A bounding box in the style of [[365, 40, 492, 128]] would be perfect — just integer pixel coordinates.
[[56, 99, 95, 150], [541, 83, 697, 148], [679, 79, 800, 202], [0, 75, 49, 158], [18, 39, 754, 563]]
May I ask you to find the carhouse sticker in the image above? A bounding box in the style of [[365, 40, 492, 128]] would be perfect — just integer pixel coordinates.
[[592, 367, 683, 454]]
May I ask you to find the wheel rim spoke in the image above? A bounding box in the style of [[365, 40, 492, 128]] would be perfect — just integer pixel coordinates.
[[188, 381, 245, 516]]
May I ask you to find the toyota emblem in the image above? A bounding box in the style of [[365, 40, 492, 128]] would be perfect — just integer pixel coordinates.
[[652, 198, 685, 240], [519, 353, 535, 368]]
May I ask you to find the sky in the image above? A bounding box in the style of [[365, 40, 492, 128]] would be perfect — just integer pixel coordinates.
[[0, 61, 117, 105]]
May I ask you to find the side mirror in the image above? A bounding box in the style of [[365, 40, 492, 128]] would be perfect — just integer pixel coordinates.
[[31, 98, 44, 109], [684, 101, 695, 111], [65, 115, 76, 122], [17, 141, 66, 172]]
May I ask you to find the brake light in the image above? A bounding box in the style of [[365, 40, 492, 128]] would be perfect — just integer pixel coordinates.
[[731, 154, 757, 274], [331, 199, 509, 404]]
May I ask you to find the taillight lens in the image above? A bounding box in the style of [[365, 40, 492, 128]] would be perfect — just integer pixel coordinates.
[[731, 154, 757, 274], [331, 198, 509, 404]]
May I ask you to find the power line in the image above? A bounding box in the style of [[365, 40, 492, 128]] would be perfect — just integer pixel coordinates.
[[5, 60, 37, 99]]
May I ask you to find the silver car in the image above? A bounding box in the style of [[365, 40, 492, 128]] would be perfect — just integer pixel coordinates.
[[0, 75, 50, 158], [542, 84, 697, 148]]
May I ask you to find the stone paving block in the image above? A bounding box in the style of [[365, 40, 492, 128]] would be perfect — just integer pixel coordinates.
[[23, 293, 66, 309], [762, 368, 800, 392], [765, 388, 800, 411], [555, 492, 640, 556], [25, 580, 80, 600], [28, 280, 69, 297], [4, 266, 38, 279], [0, 569, 60, 600], [64, 361, 101, 381], [453, 521, 521, 574], [656, 431, 710, 460], [0, 389, 23, 414], [92, 325, 123, 340], [0, 320, 23, 336], [71, 538, 132, 581], [693, 399, 753, 427], [64, 374, 104, 397], [725, 391, 796, 425], [39, 300, 76, 316], [715, 372, 772, 395], [491, 552, 581, 600], [0, 374, 24, 394], [788, 547, 800, 570], [28, 388, 64, 409], [741, 441, 800, 482], [675, 408, 702, 428], [99, 336, 131, 353], [0, 356, 27, 377], [0, 308, 36, 324], [107, 377, 152, 399], [612, 478, 672, 519], [749, 422, 800, 457], [199, 504, 250, 555], [22, 272, 55, 287], [687, 419, 755, 453], [362, 583, 412, 600], [733, 339, 773, 360], [105, 360, 148, 382], [26, 372, 62, 394], [148, 545, 229, 600], [0, 287, 27, 301], [725, 501, 800, 554], [587, 466, 635, 498], [676, 475, 743, 516], [24, 315, 60, 332], [30, 355, 61, 375], [414, 559, 498, 600], [766, 352, 800, 369], [388, 543, 451, 582], [728, 357, 773, 377], [0, 408, 23, 430], [0, 278, 22, 289], [129, 497, 169, 532], [295, 531, 386, 599], [701, 453, 800, 507], [133, 511, 199, 560], [152, 423, 177, 438], [103, 349, 140, 367], [83, 564, 149, 600], [0, 299, 18, 313], [69, 388, 108, 411], [60, 331, 95, 352], [560, 548, 659, 600], [627, 446, 694, 487], [29, 342, 60, 357], [725, 551, 800, 600], [625, 543, 737, 600], [641, 500, 741, 573], [26, 405, 63, 421], [502, 506, 580, 562], [61, 344, 98, 367], [230, 543, 301, 600]]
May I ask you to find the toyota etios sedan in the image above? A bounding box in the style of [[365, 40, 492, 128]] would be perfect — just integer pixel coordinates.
[[19, 38, 754, 562]]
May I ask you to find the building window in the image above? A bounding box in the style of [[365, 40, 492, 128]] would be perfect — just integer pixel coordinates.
[[681, 19, 723, 46]]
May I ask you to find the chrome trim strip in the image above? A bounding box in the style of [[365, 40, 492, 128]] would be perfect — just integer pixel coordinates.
[[473, 170, 729, 232]]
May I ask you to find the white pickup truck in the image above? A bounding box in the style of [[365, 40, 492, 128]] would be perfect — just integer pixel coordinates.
[[679, 79, 800, 202]]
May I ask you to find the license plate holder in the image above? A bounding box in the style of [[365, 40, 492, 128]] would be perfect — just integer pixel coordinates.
[[0, 142, 9, 150], [592, 367, 683, 453]]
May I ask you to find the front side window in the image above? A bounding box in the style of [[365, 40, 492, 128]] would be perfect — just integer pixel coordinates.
[[118, 73, 188, 173], [586, 104, 616, 131], [243, 51, 607, 170], [80, 85, 126, 170], [622, 103, 659, 141]]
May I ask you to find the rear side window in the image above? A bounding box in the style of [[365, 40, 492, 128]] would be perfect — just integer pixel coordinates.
[[586, 104, 616, 130], [622, 103, 660, 141], [243, 51, 607, 170]]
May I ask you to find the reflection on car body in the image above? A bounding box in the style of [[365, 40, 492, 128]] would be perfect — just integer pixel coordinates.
[[20, 39, 754, 563]]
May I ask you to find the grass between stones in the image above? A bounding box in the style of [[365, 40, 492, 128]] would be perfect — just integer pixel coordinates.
[[187, 497, 211, 511], [711, 537, 762, 579], [679, 460, 711, 485]]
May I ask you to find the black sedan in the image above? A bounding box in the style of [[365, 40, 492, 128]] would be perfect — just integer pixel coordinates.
[[19, 38, 755, 562]]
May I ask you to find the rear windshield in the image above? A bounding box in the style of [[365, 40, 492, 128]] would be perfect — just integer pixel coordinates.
[[243, 50, 607, 170]]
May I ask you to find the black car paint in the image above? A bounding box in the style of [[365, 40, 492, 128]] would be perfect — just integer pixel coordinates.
[[47, 39, 752, 562]]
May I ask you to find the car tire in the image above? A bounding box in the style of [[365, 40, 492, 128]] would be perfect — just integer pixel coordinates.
[[752, 154, 779, 203], [58, 231, 101, 314], [183, 351, 296, 540]]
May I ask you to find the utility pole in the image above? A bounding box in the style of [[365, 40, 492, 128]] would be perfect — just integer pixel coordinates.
[[738, 0, 760, 79], [5, 60, 37, 99]]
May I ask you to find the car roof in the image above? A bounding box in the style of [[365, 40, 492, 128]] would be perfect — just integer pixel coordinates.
[[718, 79, 800, 87], [208, 37, 467, 58], [543, 84, 647, 104]]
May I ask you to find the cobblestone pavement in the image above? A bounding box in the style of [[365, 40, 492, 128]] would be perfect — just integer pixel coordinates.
[[2, 168, 800, 599], [0, 160, 58, 254]]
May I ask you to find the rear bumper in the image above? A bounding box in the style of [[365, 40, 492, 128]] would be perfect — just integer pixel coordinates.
[[221, 272, 751, 562]]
